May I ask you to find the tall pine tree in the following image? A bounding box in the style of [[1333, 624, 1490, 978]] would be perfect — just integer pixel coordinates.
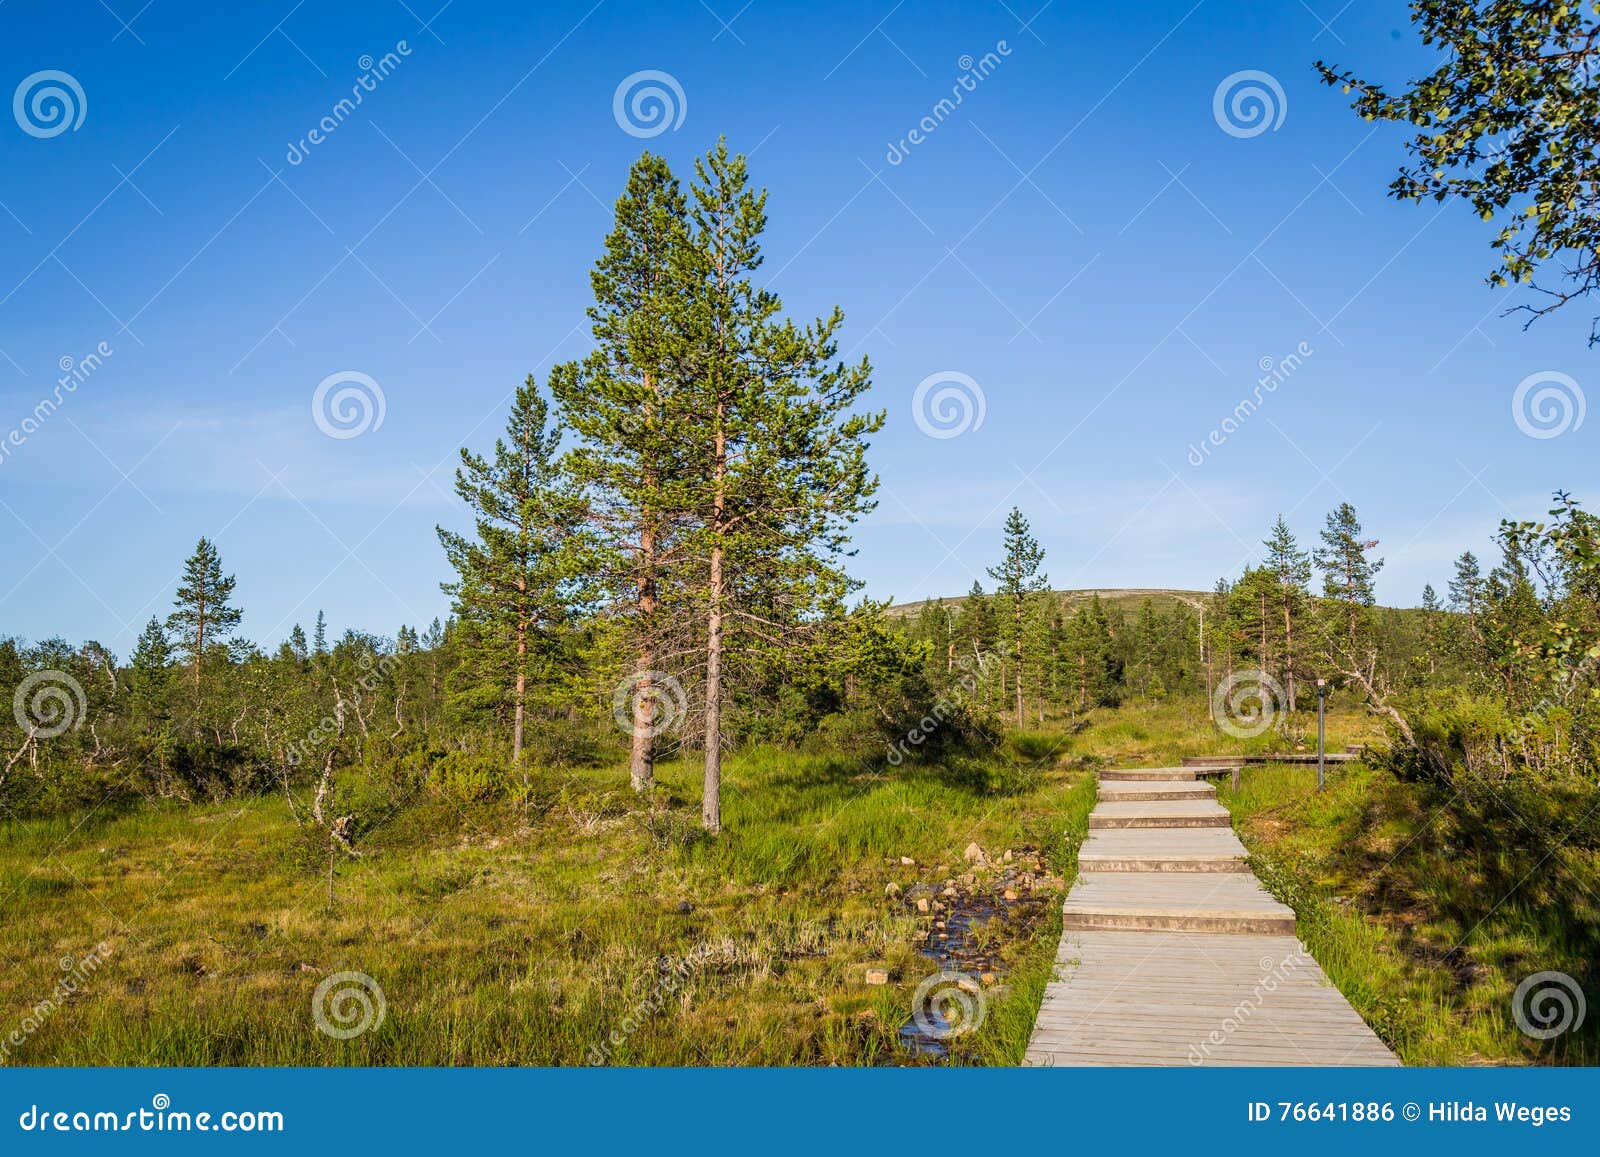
[[550, 152, 694, 794], [437, 376, 576, 768], [676, 141, 883, 832]]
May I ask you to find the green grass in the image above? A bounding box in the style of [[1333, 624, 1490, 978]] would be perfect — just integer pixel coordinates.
[[8, 694, 1586, 1067], [0, 746, 1094, 1066], [1219, 760, 1599, 1065]]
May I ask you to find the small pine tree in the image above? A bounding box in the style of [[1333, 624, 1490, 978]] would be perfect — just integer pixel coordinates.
[[1262, 514, 1312, 710], [166, 537, 242, 695], [986, 507, 1049, 726], [437, 376, 578, 768], [128, 617, 173, 723], [1313, 502, 1383, 652]]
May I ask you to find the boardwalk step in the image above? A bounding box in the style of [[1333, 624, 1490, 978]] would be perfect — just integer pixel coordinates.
[[1078, 828, 1248, 873], [1026, 932, 1398, 1067], [1061, 872, 1295, 933], [1099, 766, 1196, 782], [1089, 800, 1230, 829], [1098, 780, 1216, 802]]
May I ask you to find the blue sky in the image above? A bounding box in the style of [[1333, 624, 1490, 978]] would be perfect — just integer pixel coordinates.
[[1, 0, 1594, 655]]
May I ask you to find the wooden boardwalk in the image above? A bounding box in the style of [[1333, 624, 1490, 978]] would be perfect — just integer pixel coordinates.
[[1025, 766, 1398, 1067]]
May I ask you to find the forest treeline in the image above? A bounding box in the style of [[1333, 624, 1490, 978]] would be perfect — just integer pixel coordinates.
[[3, 145, 1598, 856]]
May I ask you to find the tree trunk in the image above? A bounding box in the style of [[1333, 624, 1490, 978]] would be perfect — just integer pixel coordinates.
[[703, 560, 724, 834], [1284, 603, 1297, 712], [702, 413, 727, 834], [630, 373, 659, 794]]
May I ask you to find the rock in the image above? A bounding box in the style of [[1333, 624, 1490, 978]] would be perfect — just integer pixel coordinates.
[[934, 920, 947, 930], [675, 901, 693, 915], [885, 882, 901, 898], [957, 976, 980, 994], [980, 972, 997, 986], [899, 856, 915, 866], [1003, 889, 1018, 901], [864, 968, 889, 986], [915, 898, 930, 913], [963, 842, 986, 865], [941, 886, 958, 898], [1003, 849, 1013, 863]]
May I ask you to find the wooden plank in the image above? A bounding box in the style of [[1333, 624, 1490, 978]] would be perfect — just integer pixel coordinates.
[[1025, 765, 1399, 1067]]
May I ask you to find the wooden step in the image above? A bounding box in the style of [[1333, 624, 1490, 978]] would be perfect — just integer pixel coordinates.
[[1026, 931, 1398, 1067], [1100, 766, 1196, 782], [1061, 872, 1295, 933], [1098, 780, 1216, 802], [1078, 828, 1248, 872], [1088, 800, 1230, 829]]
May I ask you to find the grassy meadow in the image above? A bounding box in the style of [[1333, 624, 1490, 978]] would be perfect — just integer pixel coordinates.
[[4, 695, 1591, 1066], [0, 743, 1096, 1066]]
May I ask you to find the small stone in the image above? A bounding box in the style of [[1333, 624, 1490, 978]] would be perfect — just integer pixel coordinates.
[[957, 976, 980, 994], [935, 920, 947, 930], [937, 932, 949, 940], [865, 968, 889, 985], [675, 901, 693, 915], [899, 856, 915, 866], [1003, 850, 1013, 863], [963, 842, 986, 865], [941, 886, 958, 898], [915, 898, 930, 913], [1003, 889, 1018, 901], [885, 882, 901, 898], [980, 972, 997, 986]]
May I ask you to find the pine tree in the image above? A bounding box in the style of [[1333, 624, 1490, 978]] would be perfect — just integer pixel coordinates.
[[313, 611, 328, 657], [674, 140, 883, 832], [549, 151, 694, 794], [166, 537, 242, 695], [1262, 515, 1312, 710], [986, 507, 1049, 726], [1417, 582, 1443, 678], [128, 617, 173, 723], [1313, 502, 1383, 652], [437, 376, 577, 768]]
